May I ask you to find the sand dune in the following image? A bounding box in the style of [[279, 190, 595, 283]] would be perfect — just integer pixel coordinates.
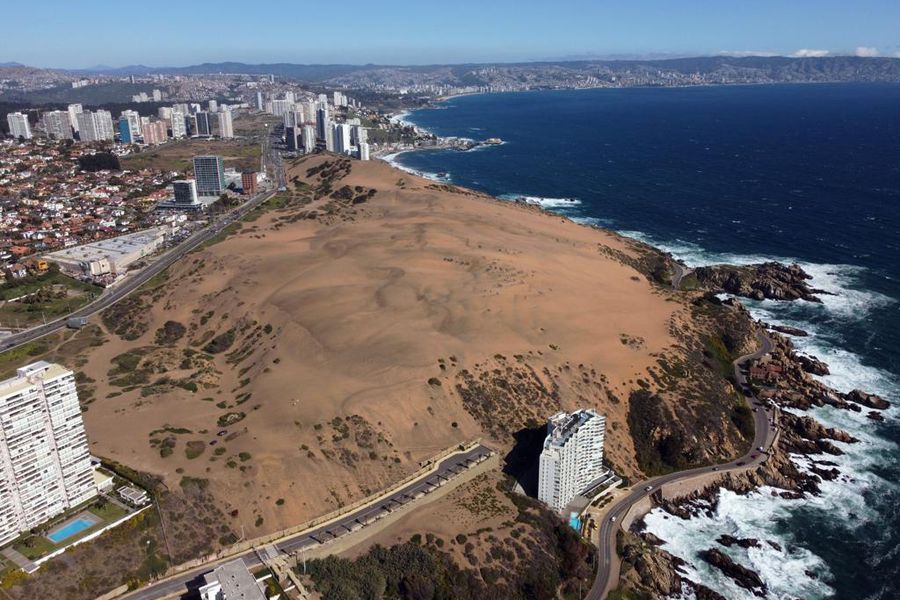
[[82, 155, 686, 536]]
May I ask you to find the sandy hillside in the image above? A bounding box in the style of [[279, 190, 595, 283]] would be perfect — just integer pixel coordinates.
[[81, 154, 688, 537]]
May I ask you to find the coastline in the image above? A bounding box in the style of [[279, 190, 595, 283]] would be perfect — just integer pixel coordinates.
[[374, 90, 899, 599]]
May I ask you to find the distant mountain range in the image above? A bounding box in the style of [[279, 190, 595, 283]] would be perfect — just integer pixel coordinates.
[[53, 55, 900, 86]]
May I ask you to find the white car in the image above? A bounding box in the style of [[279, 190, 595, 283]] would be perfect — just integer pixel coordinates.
[[645, 485, 653, 491], [610, 516, 617, 522]]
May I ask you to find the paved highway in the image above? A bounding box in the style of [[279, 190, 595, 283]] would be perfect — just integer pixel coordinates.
[[121, 445, 494, 600], [586, 331, 775, 600], [0, 131, 284, 355]]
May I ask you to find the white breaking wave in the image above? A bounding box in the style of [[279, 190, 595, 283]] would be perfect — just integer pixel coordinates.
[[499, 194, 582, 209], [633, 232, 899, 599], [379, 152, 449, 183]]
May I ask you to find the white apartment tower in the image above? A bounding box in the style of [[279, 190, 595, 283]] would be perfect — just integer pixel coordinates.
[[42, 111, 73, 140], [67, 103, 83, 133], [170, 111, 187, 139], [217, 110, 233, 139], [6, 113, 32, 140], [537, 409, 606, 513], [0, 362, 97, 546], [77, 110, 115, 142]]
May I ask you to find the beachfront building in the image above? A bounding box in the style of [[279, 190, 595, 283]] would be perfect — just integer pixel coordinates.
[[6, 113, 32, 140], [538, 409, 606, 513], [193, 155, 226, 197], [0, 362, 97, 546], [199, 558, 266, 600]]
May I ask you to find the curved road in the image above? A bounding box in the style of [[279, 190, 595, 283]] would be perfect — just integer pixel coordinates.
[[120, 445, 494, 600], [586, 331, 775, 600]]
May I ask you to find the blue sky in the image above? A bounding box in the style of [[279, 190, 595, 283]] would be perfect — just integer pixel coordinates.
[[3, 0, 899, 68]]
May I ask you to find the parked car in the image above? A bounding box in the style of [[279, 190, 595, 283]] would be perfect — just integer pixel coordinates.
[[645, 485, 653, 491]]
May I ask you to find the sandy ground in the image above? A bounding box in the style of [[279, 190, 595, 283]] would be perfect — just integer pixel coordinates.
[[80, 155, 685, 538]]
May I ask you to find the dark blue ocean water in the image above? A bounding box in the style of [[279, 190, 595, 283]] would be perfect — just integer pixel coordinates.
[[395, 85, 900, 600]]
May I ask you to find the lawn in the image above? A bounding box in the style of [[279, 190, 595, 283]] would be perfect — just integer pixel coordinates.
[[121, 138, 263, 173], [0, 269, 101, 329]]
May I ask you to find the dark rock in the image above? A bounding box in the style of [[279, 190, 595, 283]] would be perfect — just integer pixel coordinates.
[[692, 582, 729, 600], [845, 389, 890, 410], [797, 355, 830, 376], [698, 548, 767, 596], [763, 323, 809, 337], [717, 535, 761, 549], [767, 540, 783, 551], [867, 411, 885, 422]]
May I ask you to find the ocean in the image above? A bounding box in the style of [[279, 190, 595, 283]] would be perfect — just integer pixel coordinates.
[[391, 84, 900, 600]]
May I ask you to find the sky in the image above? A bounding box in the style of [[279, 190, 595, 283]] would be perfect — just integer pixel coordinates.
[[3, 0, 899, 69]]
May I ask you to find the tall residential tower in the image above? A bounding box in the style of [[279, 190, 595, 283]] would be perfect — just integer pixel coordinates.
[[537, 409, 606, 513], [0, 362, 97, 546]]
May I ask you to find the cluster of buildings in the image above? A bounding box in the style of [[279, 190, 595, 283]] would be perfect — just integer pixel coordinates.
[[6, 99, 236, 146], [261, 90, 371, 160], [538, 408, 610, 513], [0, 140, 182, 278]]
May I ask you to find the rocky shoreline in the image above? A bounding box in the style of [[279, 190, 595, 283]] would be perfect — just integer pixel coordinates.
[[691, 262, 829, 302], [619, 261, 891, 598]]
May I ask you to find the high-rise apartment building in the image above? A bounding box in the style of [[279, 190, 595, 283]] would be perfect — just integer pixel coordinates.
[[195, 112, 211, 136], [170, 111, 187, 139], [120, 110, 142, 138], [42, 111, 73, 140], [358, 142, 370, 161], [0, 362, 97, 546], [118, 116, 136, 143], [193, 155, 226, 197], [67, 104, 83, 133], [217, 110, 233, 139], [141, 120, 167, 145], [6, 113, 32, 140], [316, 105, 330, 142], [285, 126, 301, 151], [537, 409, 606, 513], [256, 91, 264, 111], [76, 110, 115, 142], [333, 123, 351, 155], [301, 124, 316, 154], [208, 100, 218, 113]]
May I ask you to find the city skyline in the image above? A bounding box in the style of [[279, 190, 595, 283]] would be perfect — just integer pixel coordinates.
[[2, 0, 899, 69]]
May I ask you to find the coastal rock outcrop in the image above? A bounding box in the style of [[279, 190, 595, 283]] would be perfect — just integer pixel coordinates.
[[717, 534, 761, 549], [797, 354, 830, 376], [693, 262, 824, 302], [698, 548, 767, 596], [845, 389, 890, 410]]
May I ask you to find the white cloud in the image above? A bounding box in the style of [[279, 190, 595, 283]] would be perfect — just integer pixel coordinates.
[[792, 49, 830, 58], [718, 50, 778, 58], [855, 46, 880, 57]]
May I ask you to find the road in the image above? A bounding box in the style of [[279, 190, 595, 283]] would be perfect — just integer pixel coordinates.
[[586, 331, 775, 600], [121, 444, 494, 600], [0, 131, 285, 355]]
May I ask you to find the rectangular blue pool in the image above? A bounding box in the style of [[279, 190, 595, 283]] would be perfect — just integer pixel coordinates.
[[47, 517, 95, 544]]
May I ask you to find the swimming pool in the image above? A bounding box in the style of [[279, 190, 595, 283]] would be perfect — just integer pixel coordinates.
[[47, 517, 95, 544], [568, 512, 581, 531]]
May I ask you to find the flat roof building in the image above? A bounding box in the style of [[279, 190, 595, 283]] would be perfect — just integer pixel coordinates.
[[0, 362, 97, 546], [538, 409, 606, 513], [199, 558, 266, 600], [44, 227, 169, 275]]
